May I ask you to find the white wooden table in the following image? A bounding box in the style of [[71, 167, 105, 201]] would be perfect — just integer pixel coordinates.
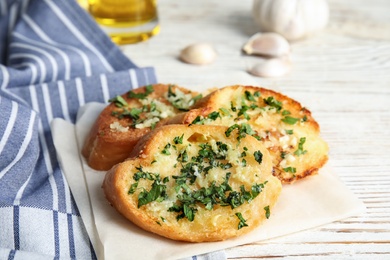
[[121, 0, 390, 258]]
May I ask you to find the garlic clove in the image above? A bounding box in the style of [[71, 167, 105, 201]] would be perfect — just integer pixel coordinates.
[[248, 57, 291, 78], [180, 43, 217, 65], [243, 32, 290, 57]]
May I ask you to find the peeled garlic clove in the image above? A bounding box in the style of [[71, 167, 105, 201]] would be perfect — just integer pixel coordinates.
[[243, 32, 290, 57], [249, 57, 291, 78], [180, 43, 217, 65]]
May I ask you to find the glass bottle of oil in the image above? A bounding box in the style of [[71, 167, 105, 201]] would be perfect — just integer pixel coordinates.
[[84, 0, 160, 44]]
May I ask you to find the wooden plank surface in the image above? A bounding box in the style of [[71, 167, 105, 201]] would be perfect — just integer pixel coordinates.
[[121, 0, 390, 258]]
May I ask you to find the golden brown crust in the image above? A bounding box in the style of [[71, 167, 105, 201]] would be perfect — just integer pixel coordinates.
[[166, 85, 329, 183], [103, 124, 282, 242], [82, 84, 200, 170]]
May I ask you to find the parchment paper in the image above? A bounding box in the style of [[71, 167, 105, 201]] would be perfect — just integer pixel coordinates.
[[51, 102, 366, 260]]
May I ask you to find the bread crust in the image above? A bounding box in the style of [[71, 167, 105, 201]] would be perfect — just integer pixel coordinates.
[[167, 85, 329, 183], [82, 84, 200, 170], [103, 124, 282, 242]]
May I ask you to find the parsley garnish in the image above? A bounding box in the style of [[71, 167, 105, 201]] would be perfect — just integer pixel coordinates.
[[138, 180, 167, 208], [190, 111, 222, 125], [235, 212, 248, 229], [225, 123, 260, 142], [294, 137, 307, 156], [207, 111, 221, 121], [129, 167, 169, 208], [173, 134, 184, 144], [254, 151, 263, 164], [245, 91, 256, 102], [108, 95, 128, 108], [161, 143, 171, 155], [283, 167, 296, 174], [264, 205, 270, 219], [190, 115, 204, 125], [264, 96, 282, 112], [219, 107, 231, 116], [282, 110, 291, 116], [281, 116, 299, 125], [128, 182, 138, 194], [128, 85, 154, 99]]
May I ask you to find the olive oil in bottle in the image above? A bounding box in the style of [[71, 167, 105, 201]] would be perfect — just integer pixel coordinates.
[[86, 0, 159, 44]]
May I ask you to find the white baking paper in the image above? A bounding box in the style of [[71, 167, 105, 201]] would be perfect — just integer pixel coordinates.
[[51, 102, 366, 260]]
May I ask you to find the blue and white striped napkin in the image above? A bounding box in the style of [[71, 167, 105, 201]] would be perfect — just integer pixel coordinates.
[[0, 1, 225, 259]]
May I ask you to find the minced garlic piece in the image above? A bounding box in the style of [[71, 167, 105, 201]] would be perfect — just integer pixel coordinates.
[[110, 121, 129, 132]]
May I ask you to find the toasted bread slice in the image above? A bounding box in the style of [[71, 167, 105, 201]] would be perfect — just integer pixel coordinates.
[[82, 84, 201, 170], [103, 124, 282, 242], [168, 85, 329, 183]]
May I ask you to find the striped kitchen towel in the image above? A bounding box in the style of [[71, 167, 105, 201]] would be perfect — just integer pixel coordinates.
[[0, 0, 225, 259]]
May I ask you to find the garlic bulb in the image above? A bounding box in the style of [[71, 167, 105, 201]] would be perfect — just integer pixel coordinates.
[[180, 43, 217, 65], [252, 0, 329, 41]]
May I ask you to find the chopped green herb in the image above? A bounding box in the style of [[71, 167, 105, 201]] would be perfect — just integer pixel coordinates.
[[235, 212, 248, 229], [237, 105, 250, 120], [282, 116, 299, 125], [183, 204, 196, 222], [173, 134, 184, 144], [108, 95, 128, 108], [161, 143, 171, 155], [241, 159, 247, 167], [167, 85, 176, 98], [163, 176, 170, 183], [285, 129, 293, 135], [128, 107, 142, 120], [252, 182, 267, 198], [128, 85, 154, 99], [128, 182, 138, 194], [230, 102, 237, 112], [254, 91, 261, 97], [219, 107, 231, 116], [207, 111, 221, 121], [282, 110, 291, 116], [254, 151, 263, 164], [190, 94, 203, 105], [225, 123, 258, 142], [264, 96, 282, 112], [294, 137, 307, 156], [177, 149, 189, 163], [138, 180, 167, 208], [133, 166, 154, 181], [190, 115, 204, 125], [245, 91, 256, 102], [283, 167, 297, 174], [264, 205, 270, 219], [301, 115, 308, 122]]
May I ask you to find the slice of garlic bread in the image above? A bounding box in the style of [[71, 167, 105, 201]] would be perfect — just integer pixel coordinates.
[[103, 124, 281, 242], [168, 85, 329, 183], [82, 84, 201, 171]]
